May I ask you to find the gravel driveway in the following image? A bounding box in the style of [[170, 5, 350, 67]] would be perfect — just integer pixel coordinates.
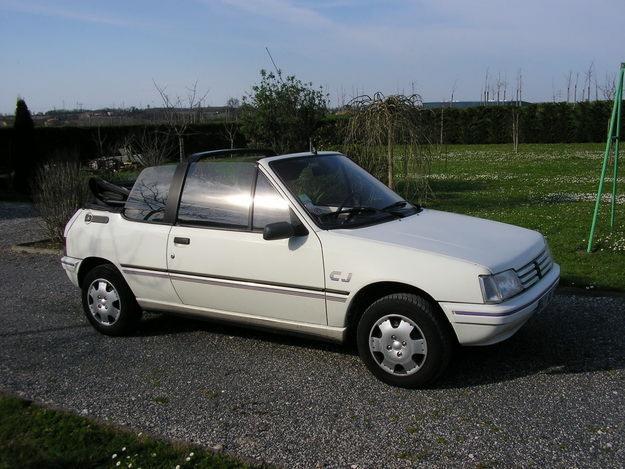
[[1, 202, 624, 468]]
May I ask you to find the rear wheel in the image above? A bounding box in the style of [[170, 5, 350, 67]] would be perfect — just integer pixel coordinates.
[[356, 293, 453, 388], [81, 264, 142, 336]]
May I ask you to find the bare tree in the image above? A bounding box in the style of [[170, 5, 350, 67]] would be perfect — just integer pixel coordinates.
[[130, 128, 175, 168], [585, 62, 594, 102], [512, 109, 520, 153], [222, 97, 240, 149], [449, 80, 457, 106], [574, 72, 579, 102], [496, 72, 503, 104], [153, 80, 209, 161], [566, 71, 573, 102], [599, 72, 617, 100], [439, 81, 457, 150], [482, 68, 490, 104], [510, 68, 523, 106], [502, 72, 508, 102], [92, 126, 108, 157], [512, 69, 522, 153]]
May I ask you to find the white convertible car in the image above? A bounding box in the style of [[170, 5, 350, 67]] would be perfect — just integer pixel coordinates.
[[62, 149, 559, 387]]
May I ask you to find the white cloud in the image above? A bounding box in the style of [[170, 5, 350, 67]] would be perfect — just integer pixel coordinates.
[[218, 0, 334, 28], [0, 0, 147, 28]]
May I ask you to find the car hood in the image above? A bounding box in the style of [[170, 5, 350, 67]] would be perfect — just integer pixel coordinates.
[[334, 209, 545, 273]]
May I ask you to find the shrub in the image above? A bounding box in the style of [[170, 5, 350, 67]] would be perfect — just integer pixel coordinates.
[[343, 93, 431, 201], [32, 159, 89, 243], [239, 70, 328, 154]]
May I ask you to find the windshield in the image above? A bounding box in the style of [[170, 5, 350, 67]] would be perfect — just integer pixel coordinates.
[[269, 153, 418, 229]]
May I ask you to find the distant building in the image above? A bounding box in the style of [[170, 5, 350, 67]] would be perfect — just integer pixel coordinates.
[[423, 101, 532, 109]]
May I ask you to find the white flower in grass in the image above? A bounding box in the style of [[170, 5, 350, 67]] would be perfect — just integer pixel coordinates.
[[116, 462, 121, 467], [186, 457, 191, 462], [112, 454, 118, 459], [122, 447, 127, 452], [189, 452, 194, 457], [175, 465, 181, 469]]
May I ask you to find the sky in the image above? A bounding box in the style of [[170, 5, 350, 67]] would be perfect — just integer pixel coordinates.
[[0, 0, 624, 114]]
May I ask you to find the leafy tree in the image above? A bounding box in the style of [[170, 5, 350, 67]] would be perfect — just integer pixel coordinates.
[[240, 70, 328, 154], [12, 98, 36, 193]]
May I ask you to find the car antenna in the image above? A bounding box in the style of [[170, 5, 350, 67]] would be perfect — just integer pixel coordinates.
[[309, 138, 318, 155]]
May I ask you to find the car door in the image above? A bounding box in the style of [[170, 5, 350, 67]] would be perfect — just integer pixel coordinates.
[[167, 160, 326, 325], [115, 164, 179, 304]]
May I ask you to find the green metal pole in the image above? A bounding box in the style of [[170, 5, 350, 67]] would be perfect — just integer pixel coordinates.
[[587, 64, 624, 253], [610, 66, 624, 228]]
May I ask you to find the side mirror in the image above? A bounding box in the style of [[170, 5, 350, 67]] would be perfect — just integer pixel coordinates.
[[263, 221, 295, 240]]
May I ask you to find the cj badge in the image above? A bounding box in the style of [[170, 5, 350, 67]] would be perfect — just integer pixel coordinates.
[[330, 271, 352, 283]]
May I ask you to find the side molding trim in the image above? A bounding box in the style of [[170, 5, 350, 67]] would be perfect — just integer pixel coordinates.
[[137, 298, 347, 342], [121, 264, 350, 303]]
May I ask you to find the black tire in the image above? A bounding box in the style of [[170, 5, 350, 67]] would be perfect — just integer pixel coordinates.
[[81, 264, 142, 336], [356, 293, 453, 388]]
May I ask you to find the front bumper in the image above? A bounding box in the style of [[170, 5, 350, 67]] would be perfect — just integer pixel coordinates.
[[439, 263, 560, 346], [61, 256, 82, 288]]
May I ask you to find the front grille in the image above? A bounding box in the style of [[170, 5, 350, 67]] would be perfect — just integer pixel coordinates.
[[515, 249, 553, 289]]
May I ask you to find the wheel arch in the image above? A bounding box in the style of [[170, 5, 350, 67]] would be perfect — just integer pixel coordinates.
[[77, 257, 118, 288], [344, 281, 457, 344]]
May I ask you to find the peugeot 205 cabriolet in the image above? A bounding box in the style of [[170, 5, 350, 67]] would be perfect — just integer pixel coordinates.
[[62, 149, 559, 387]]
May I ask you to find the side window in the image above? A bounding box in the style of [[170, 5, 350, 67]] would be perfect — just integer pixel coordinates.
[[177, 161, 256, 228], [252, 172, 291, 230], [124, 165, 177, 222]]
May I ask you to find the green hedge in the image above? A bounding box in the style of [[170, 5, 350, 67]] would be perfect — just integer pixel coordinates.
[[0, 122, 246, 169], [0, 101, 619, 171], [435, 101, 614, 144], [319, 101, 617, 146]]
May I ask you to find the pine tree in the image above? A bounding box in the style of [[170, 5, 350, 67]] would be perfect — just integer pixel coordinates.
[[12, 98, 36, 193], [14, 99, 34, 131]]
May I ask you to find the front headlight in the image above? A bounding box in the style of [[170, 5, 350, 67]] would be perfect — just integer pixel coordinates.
[[544, 241, 553, 262], [479, 269, 523, 303]]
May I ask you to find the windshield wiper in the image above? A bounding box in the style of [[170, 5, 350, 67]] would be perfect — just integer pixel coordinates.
[[320, 206, 379, 220], [320, 201, 419, 224], [381, 201, 408, 211], [320, 205, 405, 225], [381, 200, 423, 214]]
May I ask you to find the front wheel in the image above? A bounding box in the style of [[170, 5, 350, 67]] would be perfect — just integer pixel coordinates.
[[81, 264, 142, 336], [356, 293, 453, 388]]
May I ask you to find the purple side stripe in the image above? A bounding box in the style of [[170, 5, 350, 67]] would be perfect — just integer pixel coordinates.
[[453, 279, 559, 318]]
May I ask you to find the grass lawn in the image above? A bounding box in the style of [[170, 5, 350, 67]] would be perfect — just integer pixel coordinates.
[[426, 143, 625, 291], [0, 394, 261, 469]]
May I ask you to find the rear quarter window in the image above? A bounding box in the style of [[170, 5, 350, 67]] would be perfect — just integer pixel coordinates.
[[123, 165, 177, 222]]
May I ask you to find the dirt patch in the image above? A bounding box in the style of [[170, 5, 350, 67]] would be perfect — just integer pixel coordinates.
[[11, 239, 62, 255]]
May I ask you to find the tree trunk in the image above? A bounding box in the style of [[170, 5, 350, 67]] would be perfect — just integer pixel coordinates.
[[387, 122, 394, 189], [440, 107, 444, 147], [178, 135, 185, 162]]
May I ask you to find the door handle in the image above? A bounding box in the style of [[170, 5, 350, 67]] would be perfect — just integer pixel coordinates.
[[174, 237, 190, 245]]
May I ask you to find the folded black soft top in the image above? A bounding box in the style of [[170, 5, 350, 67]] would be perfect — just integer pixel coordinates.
[[87, 177, 130, 211]]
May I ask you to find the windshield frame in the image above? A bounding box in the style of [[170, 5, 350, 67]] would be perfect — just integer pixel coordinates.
[[268, 153, 418, 230]]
